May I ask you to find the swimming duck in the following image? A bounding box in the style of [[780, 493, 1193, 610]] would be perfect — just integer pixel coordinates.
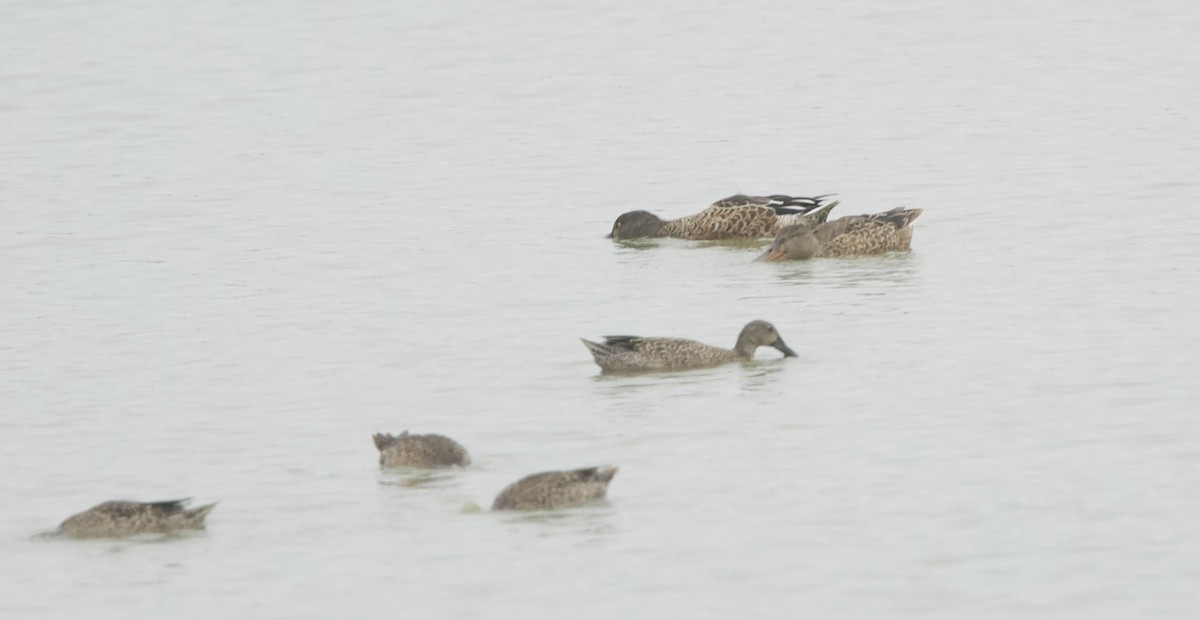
[[56, 499, 217, 538], [373, 431, 471, 468], [757, 207, 924, 260], [607, 194, 839, 241], [581, 320, 796, 373], [492, 466, 619, 511]]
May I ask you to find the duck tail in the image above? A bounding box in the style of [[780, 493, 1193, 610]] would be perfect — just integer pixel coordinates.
[[373, 432, 399, 451], [580, 338, 614, 360], [899, 208, 923, 227], [877, 207, 923, 228], [802, 199, 840, 225], [586, 465, 619, 483], [176, 501, 218, 530]]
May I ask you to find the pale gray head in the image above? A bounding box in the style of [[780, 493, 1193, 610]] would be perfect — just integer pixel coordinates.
[[735, 320, 797, 357], [607, 210, 665, 240], [756, 224, 819, 262]]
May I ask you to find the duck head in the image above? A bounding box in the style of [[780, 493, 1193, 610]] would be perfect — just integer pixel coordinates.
[[607, 211, 665, 240], [735, 320, 797, 358], [755, 224, 819, 261]]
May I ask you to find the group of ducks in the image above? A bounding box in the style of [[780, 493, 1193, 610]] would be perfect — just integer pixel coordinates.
[[584, 193, 922, 373], [608, 193, 921, 259], [50, 434, 619, 538], [50, 444, 619, 537], [374, 432, 619, 511], [46, 192, 921, 538]]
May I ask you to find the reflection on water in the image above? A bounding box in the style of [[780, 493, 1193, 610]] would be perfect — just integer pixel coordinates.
[[769, 252, 924, 289], [494, 502, 618, 537], [610, 239, 663, 251], [30, 530, 206, 546], [590, 364, 737, 387], [378, 468, 465, 489], [694, 238, 772, 250], [611, 237, 774, 252], [589, 359, 793, 403], [735, 361, 790, 393]]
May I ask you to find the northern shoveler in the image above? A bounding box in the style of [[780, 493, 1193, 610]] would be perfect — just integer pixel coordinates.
[[581, 320, 796, 373], [492, 466, 619, 511], [373, 431, 471, 468], [607, 194, 839, 240], [757, 207, 924, 260], [56, 499, 217, 538]]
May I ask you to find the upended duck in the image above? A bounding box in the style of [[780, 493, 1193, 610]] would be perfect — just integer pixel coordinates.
[[581, 320, 796, 373], [373, 431, 471, 468], [607, 193, 839, 241], [492, 466, 619, 511], [757, 207, 923, 260], [55, 499, 217, 538]]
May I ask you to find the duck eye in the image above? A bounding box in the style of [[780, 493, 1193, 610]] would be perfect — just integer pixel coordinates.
[[616, 221, 622, 227]]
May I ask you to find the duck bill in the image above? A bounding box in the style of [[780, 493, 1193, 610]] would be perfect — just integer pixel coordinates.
[[753, 249, 786, 262], [773, 338, 798, 358]]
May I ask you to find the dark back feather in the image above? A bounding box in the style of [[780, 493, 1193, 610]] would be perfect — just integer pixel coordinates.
[[600, 335, 643, 351], [764, 193, 837, 215]]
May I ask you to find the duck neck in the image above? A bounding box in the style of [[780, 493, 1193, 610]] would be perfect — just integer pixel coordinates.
[[732, 334, 758, 359]]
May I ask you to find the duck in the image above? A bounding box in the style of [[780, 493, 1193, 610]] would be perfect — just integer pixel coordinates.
[[581, 320, 796, 373], [55, 499, 217, 538], [492, 466, 619, 511], [607, 194, 839, 241], [373, 431, 471, 468], [757, 207, 924, 260]]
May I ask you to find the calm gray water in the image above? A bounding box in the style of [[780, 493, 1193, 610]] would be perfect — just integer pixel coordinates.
[[3, 0, 1199, 617]]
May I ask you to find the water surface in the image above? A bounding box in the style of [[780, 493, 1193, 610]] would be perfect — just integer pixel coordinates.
[[3, 0, 1199, 617]]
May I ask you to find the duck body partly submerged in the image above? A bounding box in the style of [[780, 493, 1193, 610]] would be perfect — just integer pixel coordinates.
[[373, 431, 471, 468], [759, 207, 923, 260], [57, 499, 217, 538], [492, 466, 619, 511], [608, 194, 839, 241], [581, 320, 796, 373]]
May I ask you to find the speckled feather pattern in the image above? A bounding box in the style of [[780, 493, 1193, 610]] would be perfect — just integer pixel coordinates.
[[581, 320, 796, 373], [581, 336, 745, 372], [609, 194, 835, 241], [765, 208, 922, 260], [815, 208, 922, 257], [373, 431, 471, 468], [58, 500, 217, 538], [648, 195, 837, 240], [492, 466, 618, 511]]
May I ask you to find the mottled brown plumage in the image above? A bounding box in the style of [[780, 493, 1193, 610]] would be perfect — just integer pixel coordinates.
[[373, 431, 471, 468], [57, 499, 217, 538], [581, 320, 796, 373], [608, 194, 839, 241], [492, 466, 619, 511], [758, 207, 923, 260]]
